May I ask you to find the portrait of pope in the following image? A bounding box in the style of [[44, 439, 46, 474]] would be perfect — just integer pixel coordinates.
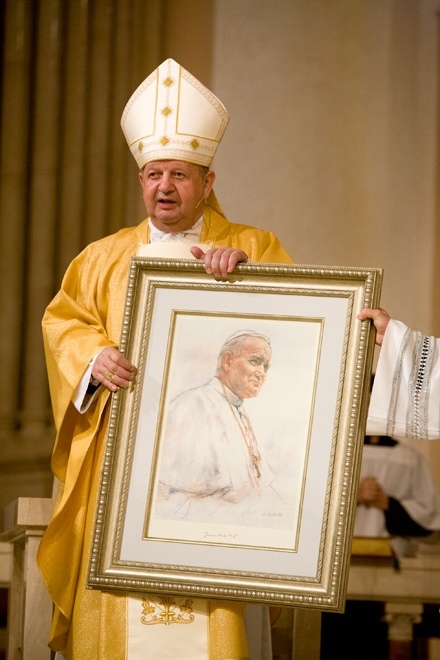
[[153, 328, 298, 529]]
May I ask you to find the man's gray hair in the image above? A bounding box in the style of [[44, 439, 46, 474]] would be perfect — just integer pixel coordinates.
[[216, 330, 271, 375]]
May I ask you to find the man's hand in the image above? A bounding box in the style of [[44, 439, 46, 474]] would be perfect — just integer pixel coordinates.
[[357, 476, 389, 510], [190, 246, 248, 279], [92, 346, 136, 392], [357, 308, 391, 346]]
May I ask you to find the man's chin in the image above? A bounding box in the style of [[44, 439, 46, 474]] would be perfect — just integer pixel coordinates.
[[151, 216, 180, 230], [243, 386, 261, 398]]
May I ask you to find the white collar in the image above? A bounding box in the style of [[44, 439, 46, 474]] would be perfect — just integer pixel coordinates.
[[149, 216, 204, 243], [211, 377, 243, 407]]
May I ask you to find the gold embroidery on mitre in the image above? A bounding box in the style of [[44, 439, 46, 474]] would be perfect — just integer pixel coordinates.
[[163, 76, 174, 87], [160, 136, 170, 146], [162, 105, 173, 117], [190, 138, 200, 150], [140, 595, 195, 626]]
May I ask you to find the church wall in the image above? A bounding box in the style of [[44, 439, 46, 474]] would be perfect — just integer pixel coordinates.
[[212, 0, 439, 337]]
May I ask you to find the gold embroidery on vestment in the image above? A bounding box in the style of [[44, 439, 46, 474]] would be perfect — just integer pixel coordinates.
[[140, 595, 196, 626]]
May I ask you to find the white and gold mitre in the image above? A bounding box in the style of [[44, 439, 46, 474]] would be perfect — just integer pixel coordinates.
[[121, 58, 230, 169]]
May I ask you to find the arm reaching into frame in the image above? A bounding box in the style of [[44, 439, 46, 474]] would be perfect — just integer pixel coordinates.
[[360, 309, 440, 440], [357, 308, 391, 346]]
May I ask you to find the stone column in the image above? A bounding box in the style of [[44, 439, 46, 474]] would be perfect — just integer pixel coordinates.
[[383, 602, 423, 660], [0, 497, 54, 660]]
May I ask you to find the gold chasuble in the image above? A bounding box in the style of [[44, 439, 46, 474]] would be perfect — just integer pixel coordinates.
[[38, 201, 292, 659]]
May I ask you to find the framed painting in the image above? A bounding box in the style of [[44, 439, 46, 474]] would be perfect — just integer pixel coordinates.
[[87, 258, 382, 612]]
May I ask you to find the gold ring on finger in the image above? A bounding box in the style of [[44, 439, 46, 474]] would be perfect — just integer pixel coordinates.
[[105, 370, 115, 381]]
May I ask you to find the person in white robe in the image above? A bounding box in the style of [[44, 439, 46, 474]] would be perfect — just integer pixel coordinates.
[[355, 434, 440, 556]]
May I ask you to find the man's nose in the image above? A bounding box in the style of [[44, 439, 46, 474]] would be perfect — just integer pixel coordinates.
[[158, 172, 174, 192]]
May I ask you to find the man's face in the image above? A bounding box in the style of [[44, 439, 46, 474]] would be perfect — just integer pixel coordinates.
[[139, 160, 215, 233], [222, 337, 271, 399]]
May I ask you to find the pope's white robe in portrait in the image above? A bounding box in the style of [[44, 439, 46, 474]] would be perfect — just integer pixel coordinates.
[[156, 377, 284, 527]]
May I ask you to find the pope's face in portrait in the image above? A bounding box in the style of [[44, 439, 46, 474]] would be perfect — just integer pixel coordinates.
[[221, 337, 271, 399]]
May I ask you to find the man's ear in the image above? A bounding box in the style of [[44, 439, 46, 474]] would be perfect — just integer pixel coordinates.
[[204, 170, 215, 197], [222, 351, 233, 371]]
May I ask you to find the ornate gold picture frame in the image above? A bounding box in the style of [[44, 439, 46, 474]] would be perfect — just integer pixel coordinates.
[[87, 258, 382, 612]]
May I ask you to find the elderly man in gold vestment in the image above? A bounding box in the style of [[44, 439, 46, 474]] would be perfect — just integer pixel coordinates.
[[38, 58, 292, 659]]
